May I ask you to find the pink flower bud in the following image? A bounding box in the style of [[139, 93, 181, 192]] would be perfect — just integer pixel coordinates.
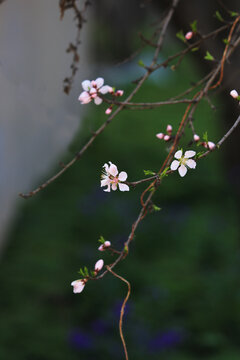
[[193, 134, 200, 142], [185, 31, 193, 40], [166, 125, 172, 134], [164, 134, 170, 141], [116, 90, 124, 96], [104, 241, 111, 248], [207, 141, 215, 150], [202, 141, 215, 150], [230, 89, 239, 99], [95, 259, 104, 272], [156, 132, 164, 139], [105, 107, 112, 115], [98, 240, 111, 251]]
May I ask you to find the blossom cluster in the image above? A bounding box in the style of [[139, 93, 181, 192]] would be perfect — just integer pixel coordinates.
[[156, 124, 173, 142], [71, 259, 104, 294], [78, 77, 124, 115]]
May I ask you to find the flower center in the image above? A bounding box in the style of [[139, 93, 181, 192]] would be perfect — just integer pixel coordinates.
[[180, 157, 187, 166]]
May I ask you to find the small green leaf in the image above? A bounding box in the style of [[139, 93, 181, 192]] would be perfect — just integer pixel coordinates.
[[196, 151, 205, 159], [203, 131, 208, 142], [237, 95, 240, 101], [84, 266, 89, 277], [230, 11, 238, 17], [148, 186, 155, 192], [98, 235, 105, 244], [176, 30, 186, 43], [204, 51, 214, 61], [153, 204, 162, 212], [138, 59, 145, 67], [222, 38, 229, 45], [190, 20, 197, 32], [124, 245, 128, 253], [144, 169, 155, 176], [215, 10, 224, 22], [191, 47, 199, 52], [90, 270, 96, 277], [78, 268, 85, 277], [160, 167, 169, 179]]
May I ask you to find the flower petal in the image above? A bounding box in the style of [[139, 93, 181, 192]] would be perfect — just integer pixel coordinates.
[[118, 171, 128, 181], [94, 96, 103, 105], [78, 91, 91, 104], [111, 183, 118, 191], [71, 280, 85, 294], [108, 163, 118, 177], [178, 164, 187, 177], [118, 183, 129, 192], [82, 80, 91, 91], [101, 178, 110, 187], [174, 150, 182, 159], [103, 185, 111, 192], [186, 159, 196, 169], [170, 160, 179, 171], [99, 85, 112, 94], [184, 150, 196, 158], [95, 77, 104, 88]]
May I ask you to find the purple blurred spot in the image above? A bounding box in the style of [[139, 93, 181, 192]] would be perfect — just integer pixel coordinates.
[[91, 319, 110, 335], [148, 329, 184, 352], [112, 300, 132, 318], [68, 328, 93, 350]]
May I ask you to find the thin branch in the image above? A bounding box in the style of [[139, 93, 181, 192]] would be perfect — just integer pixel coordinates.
[[106, 266, 131, 360]]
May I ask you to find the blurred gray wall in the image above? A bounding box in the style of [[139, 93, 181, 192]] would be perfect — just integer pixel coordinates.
[[0, 0, 90, 251]]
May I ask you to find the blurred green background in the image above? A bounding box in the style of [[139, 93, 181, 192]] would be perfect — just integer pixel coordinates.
[[1, 1, 240, 359]]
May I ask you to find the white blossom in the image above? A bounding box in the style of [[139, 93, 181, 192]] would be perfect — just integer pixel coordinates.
[[71, 279, 86, 294], [101, 162, 129, 192], [170, 150, 196, 177], [78, 77, 112, 105]]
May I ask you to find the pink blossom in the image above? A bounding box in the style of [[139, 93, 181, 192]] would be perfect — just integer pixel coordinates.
[[164, 135, 171, 141], [101, 162, 129, 192], [193, 134, 200, 142], [185, 31, 193, 40], [71, 279, 86, 294], [156, 132, 164, 139], [170, 149, 196, 177], [98, 241, 111, 251], [203, 141, 215, 150], [78, 77, 112, 105], [105, 107, 112, 115], [166, 125, 172, 134], [116, 90, 124, 96], [95, 259, 104, 272], [230, 89, 239, 99]]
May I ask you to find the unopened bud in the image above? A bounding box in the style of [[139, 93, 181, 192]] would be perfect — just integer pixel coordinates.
[[166, 125, 172, 134], [164, 134, 170, 141], [203, 141, 215, 150], [194, 134, 200, 142], [95, 259, 104, 272], [156, 132, 164, 139], [230, 89, 239, 99], [105, 107, 112, 115], [116, 90, 124, 96], [98, 241, 111, 251], [185, 31, 193, 40]]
